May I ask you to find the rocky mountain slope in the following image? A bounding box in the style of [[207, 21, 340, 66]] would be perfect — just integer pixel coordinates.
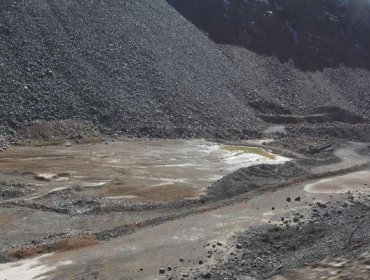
[[0, 0, 262, 139], [169, 0, 370, 140], [1, 0, 370, 140], [169, 0, 370, 70]]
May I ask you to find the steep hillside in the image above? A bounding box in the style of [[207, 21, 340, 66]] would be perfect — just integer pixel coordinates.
[[168, 0, 370, 140], [168, 0, 370, 70], [0, 0, 262, 139], [1, 0, 369, 141]]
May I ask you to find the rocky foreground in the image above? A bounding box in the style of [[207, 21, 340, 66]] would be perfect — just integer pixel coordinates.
[[205, 197, 370, 280], [274, 251, 370, 280]]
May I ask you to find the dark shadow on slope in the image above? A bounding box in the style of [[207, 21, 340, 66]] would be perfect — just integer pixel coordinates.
[[167, 0, 370, 71]]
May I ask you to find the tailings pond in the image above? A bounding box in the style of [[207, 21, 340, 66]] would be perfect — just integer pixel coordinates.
[[0, 139, 288, 203]]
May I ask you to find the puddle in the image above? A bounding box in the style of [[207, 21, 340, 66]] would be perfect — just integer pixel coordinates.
[[0, 139, 288, 202], [304, 171, 370, 194], [222, 145, 276, 159]]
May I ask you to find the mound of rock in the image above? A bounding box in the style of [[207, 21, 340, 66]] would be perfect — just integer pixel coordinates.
[[0, 0, 262, 138]]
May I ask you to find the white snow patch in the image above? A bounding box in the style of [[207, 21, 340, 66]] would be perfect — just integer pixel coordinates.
[[0, 254, 72, 280], [81, 181, 108, 187]]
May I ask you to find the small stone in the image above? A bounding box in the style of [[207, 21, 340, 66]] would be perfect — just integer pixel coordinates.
[[201, 272, 211, 279], [286, 197, 291, 202], [198, 260, 203, 265], [159, 268, 165, 274], [295, 197, 301, 202], [317, 202, 327, 208], [236, 243, 242, 249]]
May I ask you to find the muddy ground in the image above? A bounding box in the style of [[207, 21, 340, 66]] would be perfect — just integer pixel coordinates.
[[0, 137, 369, 279]]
